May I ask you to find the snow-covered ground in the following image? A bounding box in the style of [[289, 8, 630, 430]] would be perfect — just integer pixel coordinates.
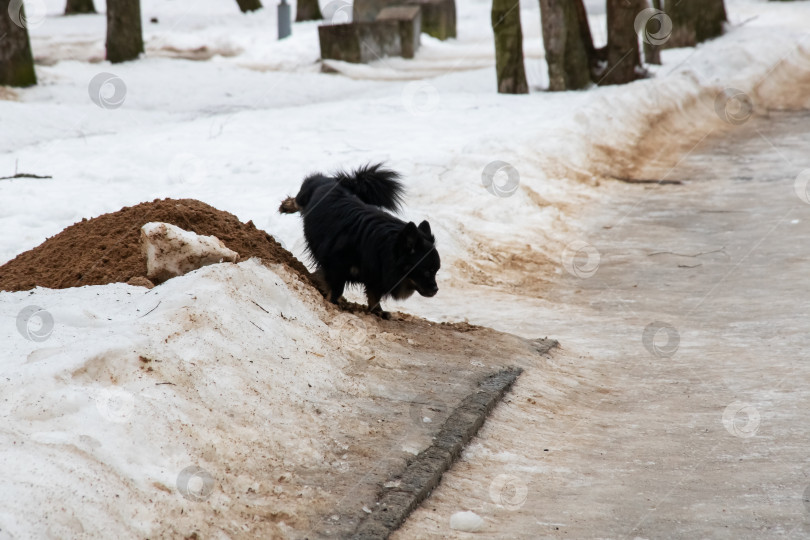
[[2, 260, 356, 537], [4, 0, 810, 278], [3, 0, 810, 537]]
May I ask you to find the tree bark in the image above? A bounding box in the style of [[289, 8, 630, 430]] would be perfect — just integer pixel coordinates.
[[642, 0, 662, 65], [665, 0, 695, 48], [600, 0, 644, 86], [0, 0, 37, 87], [696, 0, 726, 43], [539, 0, 592, 91], [492, 0, 528, 94], [236, 0, 263, 13], [664, 0, 726, 49], [295, 0, 322, 21], [65, 0, 96, 15], [106, 0, 144, 63], [572, 0, 600, 69]]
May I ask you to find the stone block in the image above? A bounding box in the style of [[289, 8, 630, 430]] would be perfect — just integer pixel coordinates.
[[405, 0, 455, 40], [376, 6, 421, 59], [355, 0, 455, 40], [318, 21, 402, 63]]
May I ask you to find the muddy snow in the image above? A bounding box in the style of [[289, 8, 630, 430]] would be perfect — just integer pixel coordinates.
[[2, 257, 549, 538]]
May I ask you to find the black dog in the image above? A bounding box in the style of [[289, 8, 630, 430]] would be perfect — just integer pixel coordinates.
[[279, 163, 440, 318]]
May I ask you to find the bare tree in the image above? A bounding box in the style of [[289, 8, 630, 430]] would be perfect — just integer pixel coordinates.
[[106, 0, 144, 63], [599, 0, 644, 86], [65, 0, 96, 15], [641, 0, 662, 65], [539, 0, 592, 91], [696, 0, 726, 43], [296, 0, 322, 21], [0, 0, 37, 86], [492, 0, 528, 94], [666, 0, 695, 47], [236, 0, 263, 12], [665, 0, 726, 48]]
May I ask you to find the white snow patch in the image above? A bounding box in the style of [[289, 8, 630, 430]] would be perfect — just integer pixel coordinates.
[[449, 510, 485, 532], [140, 221, 239, 282]]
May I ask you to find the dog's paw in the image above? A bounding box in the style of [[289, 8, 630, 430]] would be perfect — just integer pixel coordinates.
[[373, 309, 392, 320]]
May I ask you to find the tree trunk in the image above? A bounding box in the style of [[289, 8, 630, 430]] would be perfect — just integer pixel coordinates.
[[295, 0, 322, 21], [65, 0, 96, 15], [539, 0, 592, 91], [665, 0, 695, 48], [641, 0, 662, 65], [492, 0, 528, 94], [600, 0, 644, 86], [236, 0, 263, 13], [0, 0, 37, 87], [696, 0, 726, 43], [106, 0, 144, 63], [664, 0, 726, 49], [642, 37, 660, 65], [572, 0, 600, 69]]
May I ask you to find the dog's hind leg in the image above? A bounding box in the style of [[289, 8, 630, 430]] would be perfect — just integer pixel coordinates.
[[328, 281, 345, 304], [311, 268, 332, 299], [318, 269, 345, 304], [312, 268, 346, 304]]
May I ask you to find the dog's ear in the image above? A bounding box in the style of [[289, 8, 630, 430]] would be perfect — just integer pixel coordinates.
[[417, 220, 432, 237], [397, 222, 420, 254]]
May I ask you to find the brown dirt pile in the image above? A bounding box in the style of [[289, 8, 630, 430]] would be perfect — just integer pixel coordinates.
[[0, 198, 313, 292]]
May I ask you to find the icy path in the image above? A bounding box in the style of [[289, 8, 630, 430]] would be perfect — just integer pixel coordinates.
[[395, 105, 810, 536]]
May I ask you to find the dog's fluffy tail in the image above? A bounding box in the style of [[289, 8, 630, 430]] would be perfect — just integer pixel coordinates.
[[278, 196, 299, 214], [335, 163, 404, 211]]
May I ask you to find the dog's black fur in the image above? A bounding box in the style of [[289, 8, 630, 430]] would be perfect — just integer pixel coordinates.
[[279, 163, 440, 318]]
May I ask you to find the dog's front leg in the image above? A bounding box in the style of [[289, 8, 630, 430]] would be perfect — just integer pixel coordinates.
[[365, 289, 391, 320]]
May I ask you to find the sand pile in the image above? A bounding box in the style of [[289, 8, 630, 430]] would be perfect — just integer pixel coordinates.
[[0, 198, 312, 291]]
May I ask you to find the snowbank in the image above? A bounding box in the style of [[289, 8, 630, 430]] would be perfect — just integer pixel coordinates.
[[2, 260, 356, 537], [1, 255, 544, 537]]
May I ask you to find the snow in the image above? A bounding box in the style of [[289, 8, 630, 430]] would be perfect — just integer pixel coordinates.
[[449, 510, 485, 531], [2, 259, 365, 537], [141, 221, 239, 281], [4, 0, 810, 279], [3, 0, 810, 536]]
